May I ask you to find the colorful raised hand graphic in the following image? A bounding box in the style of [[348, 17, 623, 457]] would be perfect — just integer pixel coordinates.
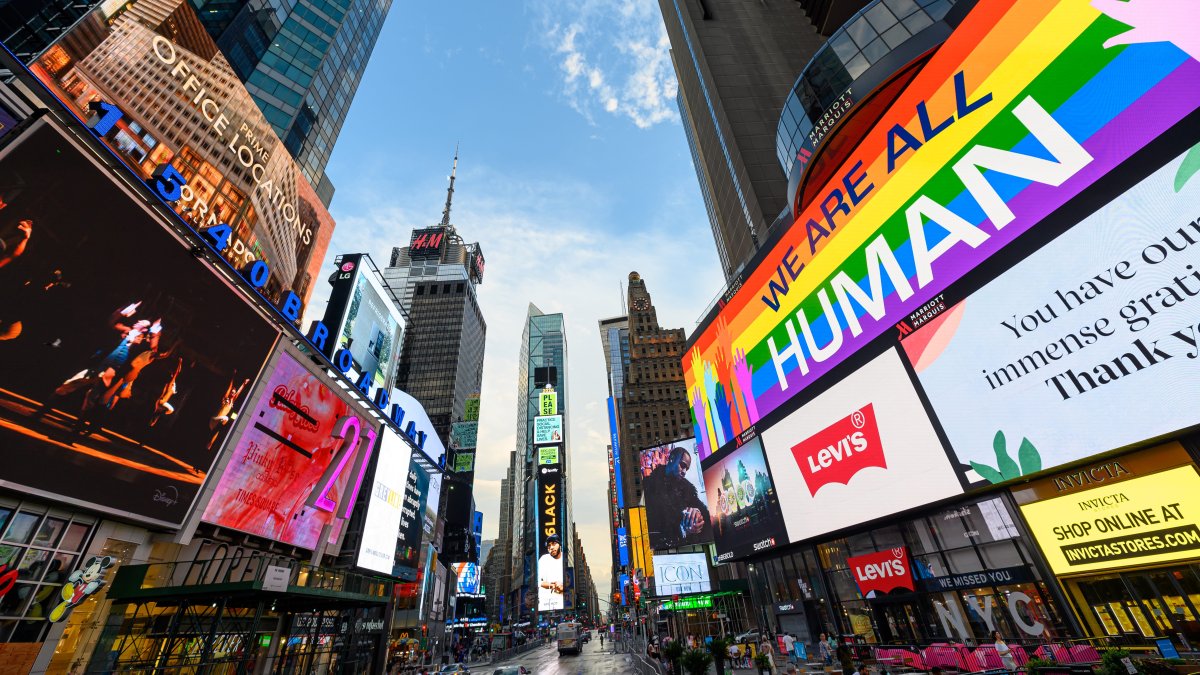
[[1092, 0, 1200, 61], [703, 362, 726, 447], [732, 348, 760, 425]]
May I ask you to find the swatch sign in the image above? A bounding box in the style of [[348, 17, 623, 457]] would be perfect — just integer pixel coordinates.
[[848, 547, 913, 596], [791, 404, 885, 496]]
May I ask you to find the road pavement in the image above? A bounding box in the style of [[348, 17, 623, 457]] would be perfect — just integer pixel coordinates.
[[484, 638, 657, 674]]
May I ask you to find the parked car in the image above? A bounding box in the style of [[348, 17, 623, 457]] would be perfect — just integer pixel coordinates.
[[491, 667, 530, 675], [734, 630, 761, 644], [439, 665, 470, 674]]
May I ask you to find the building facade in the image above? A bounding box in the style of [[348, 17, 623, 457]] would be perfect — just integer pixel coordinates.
[[659, 0, 829, 280], [188, 0, 394, 203]]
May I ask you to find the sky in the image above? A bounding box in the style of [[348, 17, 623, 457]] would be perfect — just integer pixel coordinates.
[[308, 0, 727, 600]]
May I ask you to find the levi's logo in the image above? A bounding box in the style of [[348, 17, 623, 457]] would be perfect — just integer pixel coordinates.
[[790, 403, 885, 495], [848, 547, 914, 596]]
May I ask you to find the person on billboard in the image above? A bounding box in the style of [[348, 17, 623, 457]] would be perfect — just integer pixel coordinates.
[[644, 446, 711, 547], [538, 533, 564, 603], [206, 371, 250, 450]]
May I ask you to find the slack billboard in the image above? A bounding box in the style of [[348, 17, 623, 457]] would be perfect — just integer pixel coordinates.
[[761, 349, 962, 542], [0, 118, 277, 527], [683, 0, 1200, 461]]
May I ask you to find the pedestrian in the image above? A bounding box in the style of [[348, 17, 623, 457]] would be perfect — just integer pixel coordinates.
[[853, 663, 870, 675], [760, 636, 778, 674], [994, 632, 1017, 672], [782, 632, 796, 664], [786, 666, 799, 675], [818, 632, 832, 666], [729, 642, 740, 668]]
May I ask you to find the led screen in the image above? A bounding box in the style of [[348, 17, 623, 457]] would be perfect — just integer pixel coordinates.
[[394, 458, 429, 577], [453, 562, 481, 595], [201, 349, 380, 549], [1021, 466, 1200, 575], [652, 552, 712, 597], [702, 438, 787, 562], [537, 462, 564, 611], [31, 0, 335, 304], [0, 119, 276, 526], [639, 439, 712, 550], [683, 0, 1200, 461], [321, 254, 403, 391], [903, 147, 1200, 484], [533, 415, 562, 445], [356, 428, 412, 574], [760, 349, 963, 541]]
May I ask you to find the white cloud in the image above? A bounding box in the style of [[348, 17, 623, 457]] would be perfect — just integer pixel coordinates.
[[539, 0, 679, 129], [315, 163, 722, 602]]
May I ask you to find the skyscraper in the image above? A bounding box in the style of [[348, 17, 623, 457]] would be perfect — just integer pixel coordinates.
[[188, 0, 395, 203], [383, 154, 487, 447], [660, 0, 865, 280], [510, 305, 573, 621]]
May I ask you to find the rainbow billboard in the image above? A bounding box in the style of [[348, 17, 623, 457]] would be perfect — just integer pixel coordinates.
[[684, 0, 1200, 459]]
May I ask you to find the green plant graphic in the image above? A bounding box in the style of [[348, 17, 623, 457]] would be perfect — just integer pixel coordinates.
[[971, 431, 1043, 483], [1175, 142, 1200, 192]]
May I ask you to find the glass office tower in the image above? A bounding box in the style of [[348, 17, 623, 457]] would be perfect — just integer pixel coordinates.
[[190, 0, 394, 204]]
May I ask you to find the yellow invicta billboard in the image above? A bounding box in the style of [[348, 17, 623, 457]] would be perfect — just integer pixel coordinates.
[[1020, 466, 1200, 575]]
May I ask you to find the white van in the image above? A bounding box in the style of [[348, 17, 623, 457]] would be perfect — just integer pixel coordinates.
[[556, 622, 581, 656]]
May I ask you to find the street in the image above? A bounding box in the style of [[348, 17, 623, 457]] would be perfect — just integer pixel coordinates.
[[485, 638, 656, 674]]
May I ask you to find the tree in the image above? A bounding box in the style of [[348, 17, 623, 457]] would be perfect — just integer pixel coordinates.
[[708, 636, 730, 675], [682, 648, 715, 675]]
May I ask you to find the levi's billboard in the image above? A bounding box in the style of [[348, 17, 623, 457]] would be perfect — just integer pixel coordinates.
[[848, 548, 914, 597], [760, 350, 961, 542], [683, 0, 1200, 460]]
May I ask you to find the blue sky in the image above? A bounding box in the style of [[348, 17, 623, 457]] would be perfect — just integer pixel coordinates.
[[308, 0, 726, 599]]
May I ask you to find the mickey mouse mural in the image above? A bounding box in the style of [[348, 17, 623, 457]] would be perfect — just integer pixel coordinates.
[[48, 556, 115, 623]]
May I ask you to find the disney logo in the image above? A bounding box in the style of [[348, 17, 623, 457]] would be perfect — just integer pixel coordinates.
[[154, 486, 180, 507]]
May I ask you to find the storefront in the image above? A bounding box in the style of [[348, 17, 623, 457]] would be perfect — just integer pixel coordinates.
[[752, 493, 1071, 649], [1012, 442, 1200, 652]]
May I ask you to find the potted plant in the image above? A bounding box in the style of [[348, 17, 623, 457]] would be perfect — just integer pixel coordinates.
[[682, 648, 716, 675], [663, 639, 686, 674], [1024, 656, 1058, 674], [755, 651, 774, 674], [708, 637, 730, 675], [1099, 649, 1139, 675]]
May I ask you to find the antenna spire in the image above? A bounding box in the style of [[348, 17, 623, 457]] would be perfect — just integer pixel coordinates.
[[440, 144, 458, 228]]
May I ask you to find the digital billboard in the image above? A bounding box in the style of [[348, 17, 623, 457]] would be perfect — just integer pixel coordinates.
[[847, 547, 914, 597], [760, 349, 962, 541], [702, 438, 787, 562], [533, 415, 563, 444], [683, 0, 1200, 460], [0, 119, 277, 527], [357, 428, 412, 575], [537, 462, 565, 611], [320, 254, 404, 391], [201, 349, 381, 549], [652, 552, 712, 597], [423, 464, 442, 536], [639, 439, 712, 550], [31, 0, 336, 305], [453, 562, 481, 596], [902, 147, 1200, 485], [394, 458, 429, 576], [1020, 466, 1200, 575], [450, 421, 478, 451]]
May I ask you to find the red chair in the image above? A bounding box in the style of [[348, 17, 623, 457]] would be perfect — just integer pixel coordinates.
[[1067, 645, 1101, 663], [972, 645, 1004, 669]]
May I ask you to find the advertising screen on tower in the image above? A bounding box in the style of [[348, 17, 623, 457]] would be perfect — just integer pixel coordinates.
[[453, 562, 482, 596], [760, 349, 963, 542], [394, 458, 430, 576], [902, 147, 1200, 485], [640, 439, 713, 550], [0, 119, 277, 527], [356, 427, 412, 574], [683, 0, 1200, 461], [537, 462, 565, 611], [409, 228, 446, 259], [652, 552, 712, 597], [702, 438, 788, 562], [201, 349, 381, 549], [31, 0, 336, 305], [533, 415, 563, 445], [320, 254, 404, 391]]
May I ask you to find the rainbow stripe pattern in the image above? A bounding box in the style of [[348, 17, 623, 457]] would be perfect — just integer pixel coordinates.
[[685, 0, 1200, 460]]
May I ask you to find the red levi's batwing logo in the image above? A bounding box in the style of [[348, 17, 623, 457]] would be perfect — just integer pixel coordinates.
[[848, 547, 914, 596], [790, 403, 885, 496]]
